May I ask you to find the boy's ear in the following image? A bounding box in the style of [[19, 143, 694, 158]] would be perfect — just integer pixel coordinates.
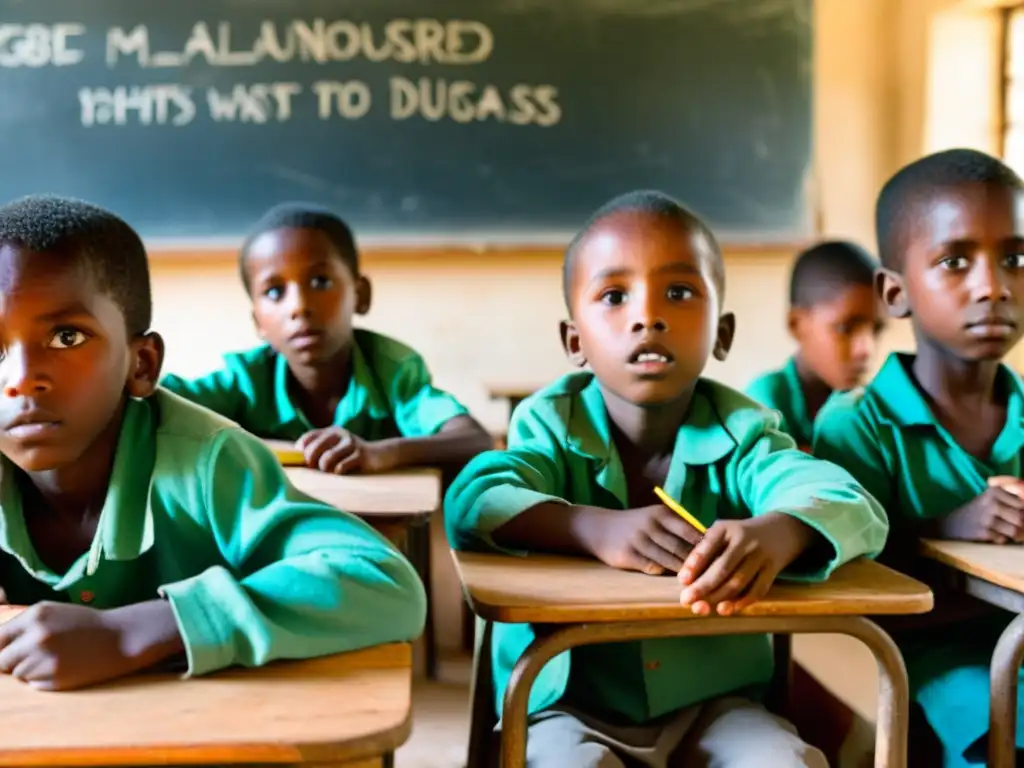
[[786, 307, 804, 341], [355, 275, 372, 315], [127, 332, 165, 399], [876, 267, 910, 319], [712, 312, 736, 362], [560, 320, 587, 367]]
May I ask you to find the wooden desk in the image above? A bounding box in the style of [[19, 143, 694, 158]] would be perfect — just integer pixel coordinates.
[[0, 639, 412, 767], [920, 539, 1024, 768], [485, 384, 542, 420], [284, 464, 441, 682], [453, 551, 933, 768]]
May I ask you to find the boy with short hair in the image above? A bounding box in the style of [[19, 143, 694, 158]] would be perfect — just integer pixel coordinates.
[[814, 148, 1024, 767], [446, 190, 888, 767], [161, 203, 491, 475], [0, 196, 425, 691], [746, 240, 883, 449]]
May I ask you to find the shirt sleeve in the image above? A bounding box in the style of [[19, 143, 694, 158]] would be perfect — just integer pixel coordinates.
[[158, 430, 427, 677], [734, 418, 889, 581], [744, 374, 792, 437], [389, 354, 469, 437], [160, 367, 247, 423], [445, 398, 569, 553]]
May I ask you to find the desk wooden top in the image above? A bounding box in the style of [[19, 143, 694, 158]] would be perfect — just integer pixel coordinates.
[[286, 466, 440, 519], [485, 383, 543, 401], [921, 539, 1024, 594], [0, 640, 412, 766], [452, 551, 934, 624]]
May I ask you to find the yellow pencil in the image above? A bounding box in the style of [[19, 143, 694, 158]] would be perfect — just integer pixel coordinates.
[[653, 486, 707, 534]]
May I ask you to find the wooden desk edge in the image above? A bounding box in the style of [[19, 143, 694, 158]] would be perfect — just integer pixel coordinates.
[[920, 539, 1023, 594]]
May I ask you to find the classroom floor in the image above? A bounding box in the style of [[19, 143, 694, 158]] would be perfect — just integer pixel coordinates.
[[397, 654, 473, 768]]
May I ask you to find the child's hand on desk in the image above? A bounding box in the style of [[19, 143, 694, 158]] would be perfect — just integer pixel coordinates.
[[677, 513, 815, 617], [298, 427, 397, 475], [0, 600, 183, 691], [937, 483, 1024, 544], [588, 504, 704, 576]]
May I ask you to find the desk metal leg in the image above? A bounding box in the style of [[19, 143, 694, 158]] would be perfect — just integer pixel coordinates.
[[501, 616, 908, 768], [989, 613, 1024, 768], [407, 521, 437, 680]]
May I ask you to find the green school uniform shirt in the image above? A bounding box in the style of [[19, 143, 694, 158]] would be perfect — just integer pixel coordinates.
[[0, 390, 427, 677], [746, 357, 815, 448], [160, 328, 468, 442], [446, 371, 888, 723], [813, 352, 1024, 766]]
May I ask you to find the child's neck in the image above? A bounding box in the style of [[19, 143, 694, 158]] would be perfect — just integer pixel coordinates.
[[600, 384, 695, 458], [793, 355, 833, 421], [912, 341, 1003, 408], [287, 343, 354, 427]]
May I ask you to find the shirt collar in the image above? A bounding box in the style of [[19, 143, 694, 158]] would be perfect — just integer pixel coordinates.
[[271, 333, 391, 431]]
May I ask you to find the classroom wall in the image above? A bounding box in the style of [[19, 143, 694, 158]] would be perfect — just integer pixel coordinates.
[[149, 0, 1012, 713]]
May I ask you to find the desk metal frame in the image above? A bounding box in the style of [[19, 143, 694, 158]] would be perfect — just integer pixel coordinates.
[[468, 615, 909, 768]]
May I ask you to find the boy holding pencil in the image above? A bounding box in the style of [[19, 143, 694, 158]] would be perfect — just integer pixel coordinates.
[[445, 191, 888, 767]]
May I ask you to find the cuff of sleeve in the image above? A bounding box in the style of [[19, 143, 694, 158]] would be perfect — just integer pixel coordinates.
[[421, 402, 470, 436], [159, 566, 237, 677], [774, 509, 845, 583], [471, 486, 569, 555]]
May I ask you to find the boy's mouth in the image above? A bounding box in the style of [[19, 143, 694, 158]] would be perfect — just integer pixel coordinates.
[[5, 410, 62, 441], [627, 343, 675, 374]]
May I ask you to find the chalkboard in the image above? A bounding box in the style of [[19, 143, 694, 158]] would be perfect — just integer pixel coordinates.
[[0, 0, 813, 245]]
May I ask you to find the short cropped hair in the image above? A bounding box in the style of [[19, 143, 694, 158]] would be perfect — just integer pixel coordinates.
[[789, 240, 877, 309], [239, 203, 359, 294], [563, 190, 723, 311], [0, 195, 151, 335], [876, 148, 1023, 270]]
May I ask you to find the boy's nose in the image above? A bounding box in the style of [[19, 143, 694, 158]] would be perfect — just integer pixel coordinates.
[[0, 345, 51, 398]]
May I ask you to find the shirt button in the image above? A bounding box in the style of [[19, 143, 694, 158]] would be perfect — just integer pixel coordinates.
[[80, 590, 94, 604], [645, 660, 661, 671]]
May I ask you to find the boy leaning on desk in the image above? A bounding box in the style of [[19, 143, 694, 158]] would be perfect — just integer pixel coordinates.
[[446, 190, 888, 768], [0, 195, 426, 690]]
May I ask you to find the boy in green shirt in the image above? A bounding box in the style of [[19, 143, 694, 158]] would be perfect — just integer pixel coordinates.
[[746, 240, 883, 449], [0, 196, 426, 691], [162, 203, 491, 475], [814, 148, 1024, 767], [446, 191, 888, 767]]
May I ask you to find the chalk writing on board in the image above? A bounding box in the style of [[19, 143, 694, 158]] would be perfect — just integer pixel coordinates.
[[0, 20, 562, 128]]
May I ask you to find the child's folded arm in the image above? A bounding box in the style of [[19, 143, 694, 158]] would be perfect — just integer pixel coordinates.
[[445, 402, 576, 555], [736, 420, 890, 583], [376, 414, 494, 470], [159, 430, 427, 678]]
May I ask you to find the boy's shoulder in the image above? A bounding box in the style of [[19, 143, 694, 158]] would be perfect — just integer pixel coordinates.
[[817, 354, 919, 436], [513, 372, 780, 449], [745, 365, 788, 402], [151, 388, 251, 458], [355, 328, 422, 363], [219, 344, 279, 378]]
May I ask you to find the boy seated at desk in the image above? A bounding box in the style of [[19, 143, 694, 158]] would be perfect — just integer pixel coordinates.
[[161, 203, 491, 476], [814, 149, 1024, 768], [0, 196, 426, 691], [746, 240, 884, 450], [445, 191, 889, 768]]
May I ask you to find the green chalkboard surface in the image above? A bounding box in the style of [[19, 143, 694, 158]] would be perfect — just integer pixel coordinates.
[[0, 0, 813, 244]]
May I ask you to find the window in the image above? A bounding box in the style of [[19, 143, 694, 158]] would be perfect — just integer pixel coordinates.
[[1004, 7, 1024, 170]]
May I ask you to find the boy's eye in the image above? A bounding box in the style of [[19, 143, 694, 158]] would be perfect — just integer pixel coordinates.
[[48, 329, 87, 349], [666, 285, 694, 301], [600, 289, 626, 306], [1005, 253, 1024, 270], [263, 286, 283, 301], [310, 275, 333, 290], [939, 255, 970, 271]]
